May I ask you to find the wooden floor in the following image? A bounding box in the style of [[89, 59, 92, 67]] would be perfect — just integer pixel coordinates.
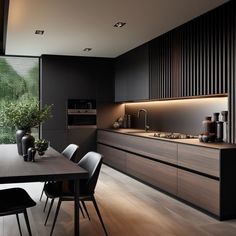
[[1, 164, 236, 236]]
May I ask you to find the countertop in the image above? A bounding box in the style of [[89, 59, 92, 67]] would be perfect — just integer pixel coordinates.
[[98, 128, 236, 149]]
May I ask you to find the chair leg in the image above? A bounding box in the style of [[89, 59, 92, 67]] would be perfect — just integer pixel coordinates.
[[16, 213, 23, 236], [81, 200, 90, 220], [50, 198, 62, 236], [23, 209, 33, 236], [79, 201, 85, 218], [43, 196, 49, 212], [45, 198, 55, 226], [91, 196, 108, 236], [40, 182, 46, 201]]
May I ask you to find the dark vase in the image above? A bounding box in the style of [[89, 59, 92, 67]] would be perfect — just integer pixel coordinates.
[[22, 134, 35, 160], [27, 147, 36, 162], [213, 112, 220, 134], [202, 116, 214, 134], [16, 129, 28, 155], [216, 121, 224, 142]]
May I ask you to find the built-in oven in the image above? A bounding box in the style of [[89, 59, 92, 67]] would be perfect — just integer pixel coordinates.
[[67, 99, 96, 127]]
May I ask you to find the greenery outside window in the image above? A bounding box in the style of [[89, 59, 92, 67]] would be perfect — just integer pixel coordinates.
[[0, 56, 39, 143]]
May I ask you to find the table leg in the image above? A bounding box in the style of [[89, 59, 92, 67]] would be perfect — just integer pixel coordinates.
[[74, 179, 80, 236]]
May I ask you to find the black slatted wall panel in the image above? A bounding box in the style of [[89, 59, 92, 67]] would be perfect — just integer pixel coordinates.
[[150, 0, 236, 143], [171, 29, 182, 98], [227, 1, 236, 144], [150, 33, 172, 99], [180, 5, 228, 97], [150, 1, 234, 99]]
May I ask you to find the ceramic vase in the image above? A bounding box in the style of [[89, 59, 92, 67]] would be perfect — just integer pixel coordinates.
[[22, 134, 35, 161], [16, 129, 28, 155]]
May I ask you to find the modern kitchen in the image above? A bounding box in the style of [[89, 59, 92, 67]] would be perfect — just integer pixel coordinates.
[[1, 0, 236, 235]]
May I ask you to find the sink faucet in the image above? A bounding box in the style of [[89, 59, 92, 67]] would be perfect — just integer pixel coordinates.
[[137, 109, 150, 132]]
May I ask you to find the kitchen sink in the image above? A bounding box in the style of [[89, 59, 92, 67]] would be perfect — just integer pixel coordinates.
[[125, 130, 149, 134], [117, 129, 146, 133], [117, 129, 154, 135]]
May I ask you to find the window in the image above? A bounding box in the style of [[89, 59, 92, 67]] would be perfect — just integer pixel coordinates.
[[0, 56, 39, 143]]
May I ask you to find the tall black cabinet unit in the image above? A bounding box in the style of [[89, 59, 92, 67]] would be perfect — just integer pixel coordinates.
[[41, 55, 114, 160], [115, 44, 149, 102]]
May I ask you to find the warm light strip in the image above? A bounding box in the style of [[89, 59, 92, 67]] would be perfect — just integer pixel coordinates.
[[124, 95, 228, 106]]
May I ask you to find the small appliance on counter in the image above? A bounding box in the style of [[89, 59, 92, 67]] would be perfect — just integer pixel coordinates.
[[112, 114, 132, 129]]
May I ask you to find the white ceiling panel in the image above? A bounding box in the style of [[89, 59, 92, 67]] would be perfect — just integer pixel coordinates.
[[6, 0, 228, 57]]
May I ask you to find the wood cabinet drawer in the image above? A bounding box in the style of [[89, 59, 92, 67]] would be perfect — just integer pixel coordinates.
[[126, 153, 177, 195], [125, 136, 177, 164], [97, 130, 177, 164], [97, 130, 128, 149], [178, 144, 220, 177], [97, 144, 126, 172], [178, 169, 220, 215]]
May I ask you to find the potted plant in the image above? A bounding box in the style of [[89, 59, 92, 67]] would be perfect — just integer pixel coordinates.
[[0, 99, 52, 155], [34, 139, 49, 156]]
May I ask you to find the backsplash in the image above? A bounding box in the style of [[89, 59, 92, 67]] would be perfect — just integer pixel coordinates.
[[125, 97, 228, 135]]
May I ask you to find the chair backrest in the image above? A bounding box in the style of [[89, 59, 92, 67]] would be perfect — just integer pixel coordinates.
[[78, 151, 103, 195], [61, 144, 79, 162]]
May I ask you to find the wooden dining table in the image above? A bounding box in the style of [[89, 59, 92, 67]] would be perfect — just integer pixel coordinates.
[[0, 144, 88, 236]]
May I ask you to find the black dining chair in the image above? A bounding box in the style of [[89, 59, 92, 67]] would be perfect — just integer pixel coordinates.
[[40, 144, 79, 209], [0, 187, 36, 236], [61, 143, 79, 162], [44, 151, 108, 236]]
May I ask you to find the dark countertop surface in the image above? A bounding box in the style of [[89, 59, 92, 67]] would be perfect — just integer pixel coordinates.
[[98, 128, 236, 149]]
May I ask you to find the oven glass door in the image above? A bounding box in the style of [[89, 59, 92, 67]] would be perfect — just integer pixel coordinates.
[[68, 114, 96, 126]]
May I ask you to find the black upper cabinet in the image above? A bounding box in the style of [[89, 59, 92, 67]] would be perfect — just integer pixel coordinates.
[[115, 44, 149, 102], [149, 33, 173, 99], [150, 6, 228, 100], [96, 59, 114, 103], [179, 11, 228, 97], [115, 2, 229, 102]]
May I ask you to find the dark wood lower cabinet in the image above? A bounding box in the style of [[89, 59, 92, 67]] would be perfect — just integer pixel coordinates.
[[126, 153, 177, 195], [178, 144, 220, 177], [97, 144, 126, 173], [97, 130, 236, 220], [178, 169, 219, 215], [97, 130, 177, 164], [98, 142, 177, 195]]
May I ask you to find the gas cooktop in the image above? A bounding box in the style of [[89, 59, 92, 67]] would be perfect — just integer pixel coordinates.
[[153, 132, 197, 139]]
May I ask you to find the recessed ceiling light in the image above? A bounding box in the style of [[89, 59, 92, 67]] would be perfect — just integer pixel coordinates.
[[35, 30, 44, 35], [113, 22, 126, 28], [83, 48, 92, 52]]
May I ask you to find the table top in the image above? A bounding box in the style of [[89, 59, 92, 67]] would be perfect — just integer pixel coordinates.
[[0, 144, 88, 184]]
